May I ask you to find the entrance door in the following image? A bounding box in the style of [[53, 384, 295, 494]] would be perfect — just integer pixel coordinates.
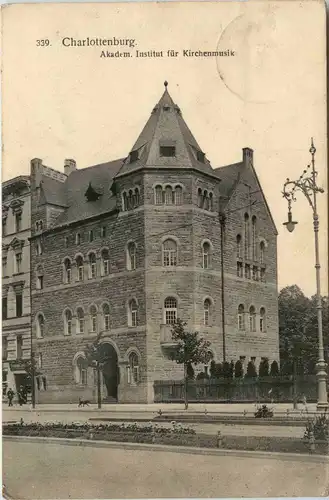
[[100, 343, 119, 401]]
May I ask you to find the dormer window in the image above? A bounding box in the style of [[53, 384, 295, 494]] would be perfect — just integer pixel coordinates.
[[160, 146, 176, 157], [197, 151, 205, 163], [130, 150, 139, 163], [163, 106, 170, 111]]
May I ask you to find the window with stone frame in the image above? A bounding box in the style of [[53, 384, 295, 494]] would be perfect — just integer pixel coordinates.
[[100, 226, 106, 238], [2, 296, 8, 320], [103, 303, 110, 331], [122, 192, 128, 211], [36, 314, 45, 338], [260, 307, 266, 332], [90, 305, 98, 333], [252, 216, 257, 261], [164, 185, 174, 205], [64, 309, 73, 336], [2, 256, 7, 277], [174, 185, 183, 205], [89, 230, 94, 243], [249, 306, 256, 332], [128, 190, 134, 210], [164, 297, 177, 325], [160, 145, 176, 157], [127, 242, 137, 271], [15, 292, 23, 317], [162, 239, 177, 267], [15, 252, 22, 274], [155, 185, 163, 205], [245, 263, 251, 279], [244, 213, 250, 260], [88, 253, 97, 279], [238, 304, 245, 331], [76, 308, 85, 334], [76, 256, 84, 281], [260, 267, 266, 282], [202, 242, 211, 269], [36, 265, 44, 289], [2, 337, 8, 360], [76, 232, 81, 245], [75, 356, 88, 385], [101, 249, 110, 275], [63, 258, 72, 283], [128, 299, 138, 327], [2, 216, 7, 236], [252, 265, 258, 281], [236, 234, 242, 259], [209, 192, 214, 211], [203, 298, 211, 326], [133, 188, 140, 208], [259, 241, 265, 265], [16, 335, 23, 360], [127, 352, 140, 384], [197, 188, 203, 208], [15, 212, 22, 232], [35, 239, 42, 256], [203, 190, 209, 211]]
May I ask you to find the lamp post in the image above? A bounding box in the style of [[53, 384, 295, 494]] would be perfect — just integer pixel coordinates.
[[282, 138, 328, 411]]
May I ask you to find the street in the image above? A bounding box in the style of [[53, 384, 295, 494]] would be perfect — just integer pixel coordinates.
[[3, 440, 328, 499]]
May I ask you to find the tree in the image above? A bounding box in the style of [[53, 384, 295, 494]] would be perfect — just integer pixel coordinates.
[[223, 361, 233, 379], [270, 360, 280, 377], [84, 331, 110, 409], [210, 361, 223, 379], [258, 358, 269, 378], [234, 360, 244, 378], [169, 319, 213, 410], [245, 361, 257, 379]]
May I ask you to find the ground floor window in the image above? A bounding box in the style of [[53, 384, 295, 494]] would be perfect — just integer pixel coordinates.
[[127, 352, 140, 384], [74, 356, 88, 385]]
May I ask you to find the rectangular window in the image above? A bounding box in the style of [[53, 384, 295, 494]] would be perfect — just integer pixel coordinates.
[[81, 369, 87, 385], [67, 319, 72, 335], [91, 317, 97, 333], [78, 266, 84, 281], [2, 297, 8, 320], [101, 226, 106, 238], [15, 293, 23, 317], [204, 309, 209, 326], [16, 335, 23, 359], [103, 259, 109, 275], [252, 266, 258, 281], [238, 314, 244, 331], [38, 353, 43, 369], [260, 268, 266, 282], [78, 319, 84, 334], [260, 318, 264, 332], [76, 233, 81, 245], [2, 218, 7, 236], [15, 253, 22, 273], [91, 263, 96, 279], [245, 264, 251, 279], [37, 276, 44, 290], [2, 338, 8, 361], [160, 146, 176, 157], [165, 310, 177, 325], [15, 213, 22, 232], [2, 257, 7, 276], [131, 310, 137, 327], [89, 230, 94, 242], [66, 268, 72, 283], [237, 262, 243, 277], [104, 315, 110, 330]]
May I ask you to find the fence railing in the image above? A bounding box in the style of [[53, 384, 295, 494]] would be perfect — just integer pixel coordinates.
[[154, 376, 319, 403]]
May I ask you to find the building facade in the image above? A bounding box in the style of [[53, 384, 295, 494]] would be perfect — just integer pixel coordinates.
[[2, 176, 32, 398], [29, 83, 279, 403]]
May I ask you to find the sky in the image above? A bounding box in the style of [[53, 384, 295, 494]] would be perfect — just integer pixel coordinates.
[[1, 0, 328, 297]]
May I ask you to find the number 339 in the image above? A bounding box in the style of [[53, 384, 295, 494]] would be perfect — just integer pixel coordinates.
[[36, 39, 50, 47]]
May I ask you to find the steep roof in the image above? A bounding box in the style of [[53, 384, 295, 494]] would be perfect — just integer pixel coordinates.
[[49, 158, 124, 228], [116, 82, 214, 177], [40, 176, 68, 207], [214, 162, 244, 204]]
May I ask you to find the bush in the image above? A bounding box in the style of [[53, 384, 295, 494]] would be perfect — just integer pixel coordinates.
[[259, 358, 270, 377], [234, 360, 244, 378], [223, 361, 233, 379], [304, 414, 329, 441], [245, 361, 257, 378], [196, 372, 209, 380], [210, 361, 223, 379], [270, 360, 280, 377], [186, 363, 195, 380]]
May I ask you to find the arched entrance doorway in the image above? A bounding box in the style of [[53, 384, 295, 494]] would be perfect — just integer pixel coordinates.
[[100, 343, 119, 401]]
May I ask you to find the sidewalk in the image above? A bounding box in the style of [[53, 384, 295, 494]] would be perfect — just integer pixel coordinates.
[[2, 401, 319, 415]]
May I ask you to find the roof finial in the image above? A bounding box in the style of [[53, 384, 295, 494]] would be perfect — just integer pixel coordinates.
[[164, 80, 168, 89]]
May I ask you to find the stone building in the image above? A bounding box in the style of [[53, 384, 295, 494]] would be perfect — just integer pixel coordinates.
[[2, 176, 32, 398], [30, 83, 279, 403]]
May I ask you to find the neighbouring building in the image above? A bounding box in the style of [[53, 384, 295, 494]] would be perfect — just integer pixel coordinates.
[[2, 176, 32, 399], [29, 82, 279, 403]]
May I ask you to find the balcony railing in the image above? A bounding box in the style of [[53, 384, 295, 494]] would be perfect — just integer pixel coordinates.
[[160, 324, 178, 348]]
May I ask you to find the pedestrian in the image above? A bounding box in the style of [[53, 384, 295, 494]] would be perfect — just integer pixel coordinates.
[[18, 385, 24, 406], [7, 388, 14, 407]]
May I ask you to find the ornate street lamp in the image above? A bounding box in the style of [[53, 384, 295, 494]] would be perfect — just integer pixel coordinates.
[[282, 138, 328, 411]]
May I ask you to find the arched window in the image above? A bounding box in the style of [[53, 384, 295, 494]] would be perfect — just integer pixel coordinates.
[[103, 303, 110, 331], [164, 297, 177, 325], [155, 185, 163, 205], [203, 190, 209, 211], [127, 242, 137, 271], [204, 299, 211, 326], [122, 192, 128, 211], [64, 309, 73, 336], [128, 299, 138, 327], [63, 258, 71, 284], [101, 249, 110, 276], [35, 240, 42, 256], [75, 356, 88, 385], [36, 265, 44, 290], [260, 307, 266, 332], [76, 256, 84, 281], [164, 186, 173, 205], [89, 253, 97, 279], [209, 192, 213, 211], [259, 241, 265, 265], [249, 306, 256, 332], [90, 305, 97, 333], [238, 304, 245, 331], [76, 233, 81, 245], [134, 188, 140, 207], [202, 242, 211, 269], [88, 230, 94, 243], [174, 186, 183, 205], [244, 213, 250, 260], [236, 234, 242, 259], [36, 313, 45, 338], [197, 188, 203, 208], [163, 239, 177, 267], [76, 308, 84, 334], [252, 216, 257, 260], [127, 352, 140, 384], [128, 190, 133, 210]]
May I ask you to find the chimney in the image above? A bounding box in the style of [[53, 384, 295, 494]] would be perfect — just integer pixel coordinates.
[[242, 147, 254, 164], [30, 158, 43, 187], [64, 159, 77, 176]]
